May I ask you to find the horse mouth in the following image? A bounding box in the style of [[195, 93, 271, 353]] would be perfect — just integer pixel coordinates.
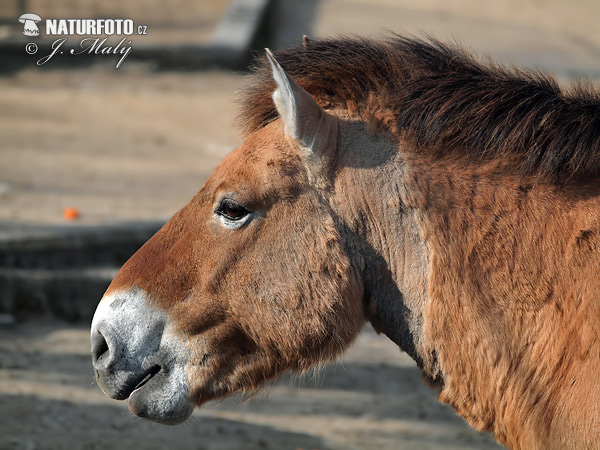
[[129, 365, 161, 397], [126, 361, 194, 425]]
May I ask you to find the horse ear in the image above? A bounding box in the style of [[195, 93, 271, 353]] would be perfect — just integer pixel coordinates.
[[265, 49, 333, 152]]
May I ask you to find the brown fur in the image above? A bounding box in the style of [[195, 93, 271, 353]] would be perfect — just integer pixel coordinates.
[[103, 36, 600, 449], [105, 121, 365, 404], [402, 156, 600, 448]]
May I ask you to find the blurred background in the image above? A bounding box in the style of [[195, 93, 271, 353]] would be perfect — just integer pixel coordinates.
[[1, 1, 599, 449]]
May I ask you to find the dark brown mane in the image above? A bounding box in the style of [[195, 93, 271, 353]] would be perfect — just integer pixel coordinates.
[[239, 36, 600, 182]]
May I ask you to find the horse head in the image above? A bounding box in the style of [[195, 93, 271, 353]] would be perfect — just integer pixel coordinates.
[[90, 51, 365, 424]]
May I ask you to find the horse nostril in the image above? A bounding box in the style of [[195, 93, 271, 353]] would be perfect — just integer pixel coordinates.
[[91, 329, 109, 364]]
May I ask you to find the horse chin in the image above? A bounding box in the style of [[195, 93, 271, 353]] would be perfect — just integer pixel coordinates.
[[187, 352, 285, 409], [127, 364, 195, 425]]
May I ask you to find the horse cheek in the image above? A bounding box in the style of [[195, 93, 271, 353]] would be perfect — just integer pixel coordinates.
[[250, 217, 365, 371]]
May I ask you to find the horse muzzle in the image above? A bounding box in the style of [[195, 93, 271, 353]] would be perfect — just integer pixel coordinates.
[[90, 288, 194, 425]]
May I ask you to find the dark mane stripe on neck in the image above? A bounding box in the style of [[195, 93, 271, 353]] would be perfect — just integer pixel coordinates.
[[239, 36, 600, 182]]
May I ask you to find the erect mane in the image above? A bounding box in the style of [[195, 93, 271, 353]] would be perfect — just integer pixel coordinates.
[[239, 36, 600, 182]]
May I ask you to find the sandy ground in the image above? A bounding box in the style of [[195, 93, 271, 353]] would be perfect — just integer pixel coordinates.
[[3, 0, 600, 448], [0, 67, 241, 224]]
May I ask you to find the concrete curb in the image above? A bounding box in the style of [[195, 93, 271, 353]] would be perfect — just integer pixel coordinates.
[[0, 220, 164, 322], [0, 221, 164, 268], [0, 267, 118, 322]]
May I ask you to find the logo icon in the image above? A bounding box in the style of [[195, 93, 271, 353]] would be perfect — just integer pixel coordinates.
[[19, 13, 41, 37]]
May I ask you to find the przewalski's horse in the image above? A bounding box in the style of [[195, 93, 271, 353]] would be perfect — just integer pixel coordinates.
[[91, 37, 600, 449]]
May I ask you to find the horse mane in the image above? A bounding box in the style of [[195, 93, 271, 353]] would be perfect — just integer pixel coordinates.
[[239, 35, 600, 182]]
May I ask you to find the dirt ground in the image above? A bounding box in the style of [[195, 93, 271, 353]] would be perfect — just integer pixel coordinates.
[[0, 67, 242, 224], [3, 0, 600, 448]]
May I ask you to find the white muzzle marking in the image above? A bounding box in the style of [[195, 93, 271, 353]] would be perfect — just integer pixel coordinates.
[[90, 288, 194, 424]]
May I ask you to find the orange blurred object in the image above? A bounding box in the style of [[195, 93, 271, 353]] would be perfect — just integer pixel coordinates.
[[63, 207, 80, 220]]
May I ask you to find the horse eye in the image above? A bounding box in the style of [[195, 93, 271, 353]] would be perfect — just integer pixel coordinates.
[[218, 199, 249, 221]]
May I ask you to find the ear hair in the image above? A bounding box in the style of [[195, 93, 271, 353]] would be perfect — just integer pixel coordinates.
[[264, 48, 339, 162]]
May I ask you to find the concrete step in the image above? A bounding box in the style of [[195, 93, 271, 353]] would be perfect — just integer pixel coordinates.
[[0, 267, 117, 322], [0, 220, 164, 321], [0, 221, 163, 270]]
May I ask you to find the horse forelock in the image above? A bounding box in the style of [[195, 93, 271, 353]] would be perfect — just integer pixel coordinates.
[[239, 35, 600, 183]]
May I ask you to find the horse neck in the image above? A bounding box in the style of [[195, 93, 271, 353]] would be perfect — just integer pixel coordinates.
[[405, 158, 600, 446], [331, 123, 434, 370], [331, 125, 600, 447]]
